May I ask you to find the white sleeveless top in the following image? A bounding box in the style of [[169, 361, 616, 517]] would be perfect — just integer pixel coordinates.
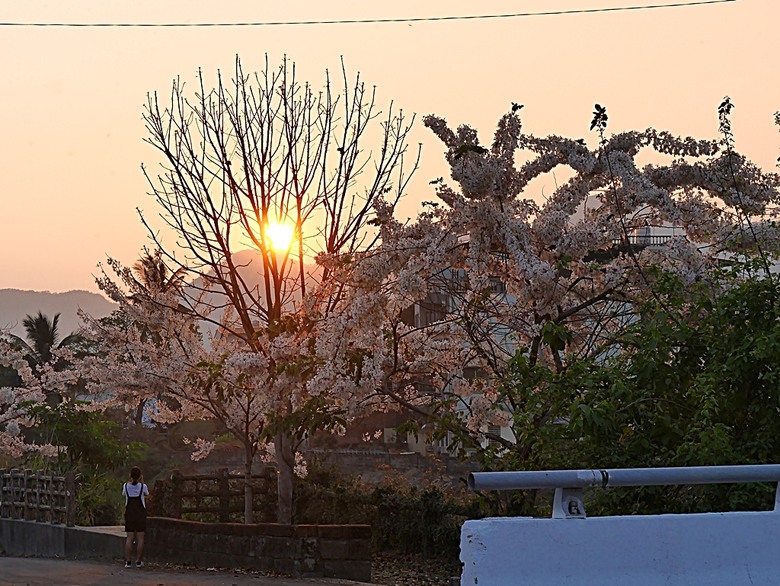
[[122, 482, 148, 507]]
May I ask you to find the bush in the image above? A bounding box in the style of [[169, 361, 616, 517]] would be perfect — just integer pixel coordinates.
[[23, 401, 143, 525], [294, 464, 471, 563]]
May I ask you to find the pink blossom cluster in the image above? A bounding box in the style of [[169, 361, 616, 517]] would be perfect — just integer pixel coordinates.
[[0, 339, 57, 457], [323, 108, 780, 441]]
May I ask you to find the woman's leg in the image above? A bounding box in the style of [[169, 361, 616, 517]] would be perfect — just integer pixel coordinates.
[[125, 532, 135, 562], [135, 532, 145, 562]]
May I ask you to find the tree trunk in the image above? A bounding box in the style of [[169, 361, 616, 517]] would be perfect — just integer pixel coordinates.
[[134, 398, 147, 426], [243, 450, 254, 524], [274, 431, 295, 525]]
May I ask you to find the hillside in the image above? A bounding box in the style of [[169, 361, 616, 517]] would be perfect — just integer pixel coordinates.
[[1, 252, 316, 340], [0, 289, 116, 338]]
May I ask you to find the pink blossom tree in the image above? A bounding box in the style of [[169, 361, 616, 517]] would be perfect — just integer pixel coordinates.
[[321, 102, 780, 460], [0, 338, 75, 459], [80, 260, 283, 522], [83, 56, 416, 524]]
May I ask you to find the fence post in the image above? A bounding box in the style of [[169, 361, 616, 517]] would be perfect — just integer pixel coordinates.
[[47, 471, 55, 524], [170, 470, 183, 519], [34, 470, 43, 522], [9, 469, 17, 518], [254, 466, 275, 523], [2, 468, 10, 518], [218, 468, 230, 522], [13, 469, 21, 519], [15, 468, 24, 519], [0, 468, 6, 519], [65, 471, 75, 527], [23, 469, 33, 521]]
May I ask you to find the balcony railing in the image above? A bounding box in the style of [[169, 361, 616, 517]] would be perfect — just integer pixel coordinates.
[[612, 234, 674, 247]]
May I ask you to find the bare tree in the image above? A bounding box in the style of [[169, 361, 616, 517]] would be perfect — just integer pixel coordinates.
[[136, 56, 416, 523]]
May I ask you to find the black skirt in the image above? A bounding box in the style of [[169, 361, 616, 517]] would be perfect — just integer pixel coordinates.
[[124, 496, 147, 532]]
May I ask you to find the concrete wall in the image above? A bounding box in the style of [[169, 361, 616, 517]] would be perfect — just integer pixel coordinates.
[[0, 517, 371, 583], [0, 519, 123, 559], [145, 517, 372, 582], [461, 511, 780, 585]]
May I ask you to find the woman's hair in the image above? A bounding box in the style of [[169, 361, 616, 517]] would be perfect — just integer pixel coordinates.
[[130, 466, 142, 485]]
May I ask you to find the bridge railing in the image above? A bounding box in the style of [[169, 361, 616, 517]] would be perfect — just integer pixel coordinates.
[[149, 467, 277, 522], [0, 468, 75, 526], [468, 464, 780, 519]]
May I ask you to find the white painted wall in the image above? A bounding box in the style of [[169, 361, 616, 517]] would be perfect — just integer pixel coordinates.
[[461, 511, 780, 585]]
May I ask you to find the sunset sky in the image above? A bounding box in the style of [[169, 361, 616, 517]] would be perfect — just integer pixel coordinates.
[[1, 0, 777, 294]]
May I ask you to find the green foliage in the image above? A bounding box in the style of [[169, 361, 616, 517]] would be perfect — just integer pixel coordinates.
[[294, 465, 470, 562], [27, 401, 140, 471], [453, 143, 488, 159], [572, 269, 780, 514], [474, 266, 780, 516], [25, 401, 143, 525], [590, 103, 608, 134], [265, 395, 345, 449], [76, 472, 126, 526], [371, 484, 463, 559], [540, 321, 572, 353], [17, 311, 85, 371]]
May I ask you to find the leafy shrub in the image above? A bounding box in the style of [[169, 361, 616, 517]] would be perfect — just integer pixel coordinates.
[[23, 401, 142, 525], [294, 464, 471, 563]]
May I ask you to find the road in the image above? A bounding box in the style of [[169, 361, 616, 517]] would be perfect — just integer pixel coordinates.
[[0, 557, 371, 586]]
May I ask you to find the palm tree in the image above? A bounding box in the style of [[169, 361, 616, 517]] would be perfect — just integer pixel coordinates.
[[22, 312, 81, 365], [6, 311, 83, 403], [131, 249, 187, 299]]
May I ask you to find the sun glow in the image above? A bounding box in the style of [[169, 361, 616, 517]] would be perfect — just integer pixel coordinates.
[[265, 221, 295, 252]]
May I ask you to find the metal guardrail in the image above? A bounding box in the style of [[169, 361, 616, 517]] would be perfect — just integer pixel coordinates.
[[468, 465, 780, 519], [468, 464, 780, 491]]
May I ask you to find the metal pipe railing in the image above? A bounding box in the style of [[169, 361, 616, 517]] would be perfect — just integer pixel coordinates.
[[468, 464, 780, 492], [470, 464, 780, 519]]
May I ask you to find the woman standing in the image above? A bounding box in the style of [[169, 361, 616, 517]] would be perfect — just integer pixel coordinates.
[[122, 466, 149, 568]]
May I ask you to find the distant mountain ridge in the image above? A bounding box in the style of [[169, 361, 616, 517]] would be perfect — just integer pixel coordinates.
[[1, 251, 315, 340], [0, 289, 116, 338]]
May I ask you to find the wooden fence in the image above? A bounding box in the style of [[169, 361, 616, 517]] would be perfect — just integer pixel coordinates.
[[0, 468, 75, 526], [149, 467, 277, 523]]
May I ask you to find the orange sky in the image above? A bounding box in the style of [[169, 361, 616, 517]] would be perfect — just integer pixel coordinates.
[[0, 0, 777, 293]]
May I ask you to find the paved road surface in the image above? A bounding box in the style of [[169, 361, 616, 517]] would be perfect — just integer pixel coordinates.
[[1, 557, 371, 586]]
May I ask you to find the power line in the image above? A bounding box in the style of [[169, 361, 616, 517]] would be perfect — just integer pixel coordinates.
[[0, 0, 737, 28]]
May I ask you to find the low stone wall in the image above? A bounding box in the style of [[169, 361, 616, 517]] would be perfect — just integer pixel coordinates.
[[145, 517, 371, 582], [0, 519, 123, 559]]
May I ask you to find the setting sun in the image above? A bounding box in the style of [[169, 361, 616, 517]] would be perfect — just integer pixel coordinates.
[[265, 221, 295, 252]]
